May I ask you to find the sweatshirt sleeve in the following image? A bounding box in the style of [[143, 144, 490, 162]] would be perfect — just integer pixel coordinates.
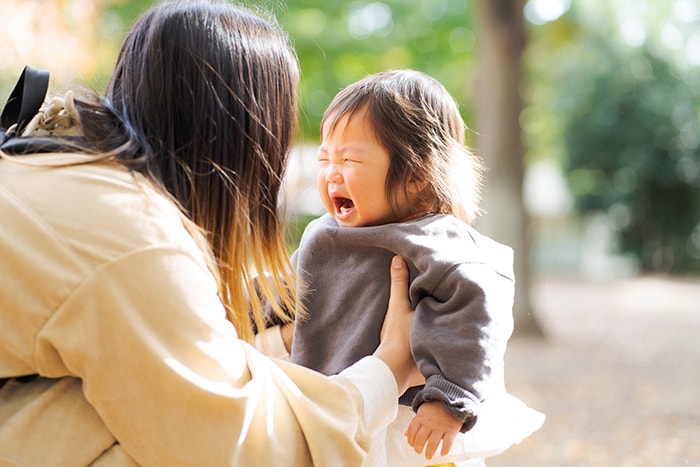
[[409, 261, 515, 433], [34, 245, 396, 466]]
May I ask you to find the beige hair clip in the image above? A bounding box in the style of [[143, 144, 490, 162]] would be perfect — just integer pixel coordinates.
[[22, 90, 83, 137]]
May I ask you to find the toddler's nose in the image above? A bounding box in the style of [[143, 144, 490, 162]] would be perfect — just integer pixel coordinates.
[[325, 165, 343, 184]]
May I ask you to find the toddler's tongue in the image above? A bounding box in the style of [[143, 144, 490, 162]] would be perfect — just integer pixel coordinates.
[[335, 197, 355, 217]]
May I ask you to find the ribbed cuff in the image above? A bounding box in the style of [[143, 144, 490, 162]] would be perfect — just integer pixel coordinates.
[[411, 374, 480, 433]]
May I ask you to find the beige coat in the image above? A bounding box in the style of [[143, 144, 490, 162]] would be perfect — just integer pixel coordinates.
[[0, 153, 397, 466]]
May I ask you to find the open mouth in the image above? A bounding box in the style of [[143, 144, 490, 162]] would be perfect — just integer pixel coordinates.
[[333, 196, 355, 219]]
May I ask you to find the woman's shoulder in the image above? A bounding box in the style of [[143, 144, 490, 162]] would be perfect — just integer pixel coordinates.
[[0, 155, 191, 263]]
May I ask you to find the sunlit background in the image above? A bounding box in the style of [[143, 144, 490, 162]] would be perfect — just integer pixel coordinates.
[[1, 0, 698, 465]]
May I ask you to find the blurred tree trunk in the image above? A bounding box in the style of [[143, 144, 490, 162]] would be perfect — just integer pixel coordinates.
[[473, 0, 543, 337]]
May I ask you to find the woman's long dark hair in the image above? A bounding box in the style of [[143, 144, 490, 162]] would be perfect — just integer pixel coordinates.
[[77, 0, 300, 340]]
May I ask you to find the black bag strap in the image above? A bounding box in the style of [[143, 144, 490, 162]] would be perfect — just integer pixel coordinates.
[[1, 66, 50, 139]]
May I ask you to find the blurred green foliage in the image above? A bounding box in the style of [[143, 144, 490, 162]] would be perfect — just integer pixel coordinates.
[[557, 37, 700, 273], [270, 0, 477, 141]]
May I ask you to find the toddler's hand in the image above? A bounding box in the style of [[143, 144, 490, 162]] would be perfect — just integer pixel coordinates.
[[405, 400, 463, 459]]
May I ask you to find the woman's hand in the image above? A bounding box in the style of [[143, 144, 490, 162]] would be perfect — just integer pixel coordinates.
[[280, 322, 294, 353], [373, 256, 423, 394]]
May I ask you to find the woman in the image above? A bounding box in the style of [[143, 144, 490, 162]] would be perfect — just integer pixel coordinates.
[[0, 1, 418, 465]]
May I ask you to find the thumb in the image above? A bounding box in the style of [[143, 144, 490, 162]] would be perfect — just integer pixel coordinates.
[[390, 255, 409, 291], [381, 256, 412, 341]]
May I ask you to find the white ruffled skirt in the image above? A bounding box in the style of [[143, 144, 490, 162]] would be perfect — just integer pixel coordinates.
[[364, 392, 545, 467]]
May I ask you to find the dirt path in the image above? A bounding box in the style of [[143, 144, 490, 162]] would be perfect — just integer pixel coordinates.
[[487, 276, 700, 467]]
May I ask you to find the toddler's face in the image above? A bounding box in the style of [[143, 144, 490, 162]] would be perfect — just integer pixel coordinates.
[[316, 109, 408, 227]]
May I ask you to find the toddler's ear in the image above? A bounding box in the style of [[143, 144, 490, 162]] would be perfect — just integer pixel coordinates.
[[406, 175, 428, 195]]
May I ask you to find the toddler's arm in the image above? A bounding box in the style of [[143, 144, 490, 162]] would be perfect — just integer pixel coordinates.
[[405, 400, 464, 459]]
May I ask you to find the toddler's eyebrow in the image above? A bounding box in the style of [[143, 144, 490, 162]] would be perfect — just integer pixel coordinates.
[[317, 144, 368, 155], [337, 144, 369, 154]]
